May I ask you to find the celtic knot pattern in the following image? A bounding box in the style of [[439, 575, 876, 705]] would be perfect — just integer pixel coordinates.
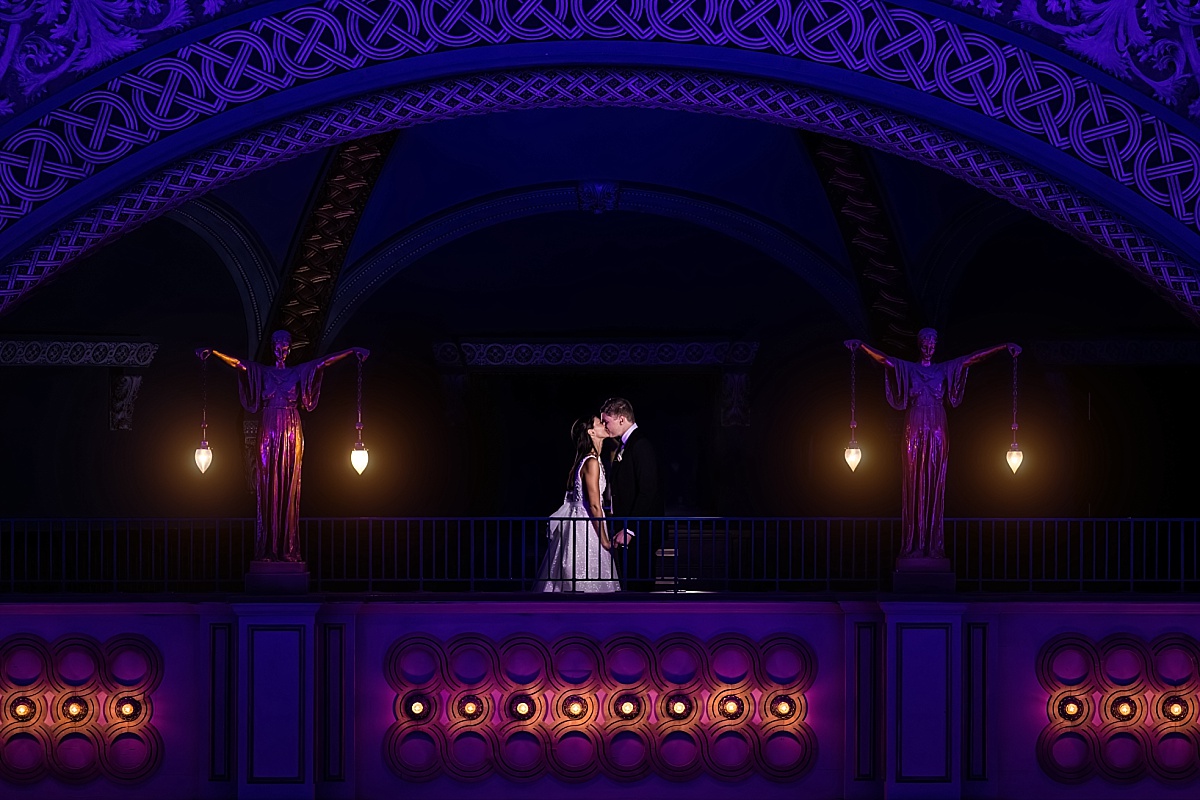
[[0, 340, 158, 367], [0, 633, 164, 785], [435, 340, 760, 367], [3, 68, 1197, 324], [0, 1, 1198, 301], [1036, 632, 1200, 785], [384, 631, 817, 782]]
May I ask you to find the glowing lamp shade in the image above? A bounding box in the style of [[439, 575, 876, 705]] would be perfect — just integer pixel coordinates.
[[719, 695, 745, 720], [1064, 702, 1079, 717], [195, 442, 213, 473], [462, 701, 477, 716], [406, 695, 431, 721], [563, 695, 587, 719], [351, 442, 369, 475], [12, 698, 34, 721], [1111, 697, 1136, 721], [116, 697, 142, 722], [1006, 446, 1023, 474], [509, 694, 536, 720], [410, 701, 424, 715], [770, 696, 796, 719], [844, 446, 862, 472], [63, 697, 88, 722], [666, 695, 692, 720], [1164, 697, 1188, 721], [615, 695, 640, 719]]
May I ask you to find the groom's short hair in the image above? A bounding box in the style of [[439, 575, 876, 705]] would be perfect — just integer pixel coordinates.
[[601, 397, 636, 423]]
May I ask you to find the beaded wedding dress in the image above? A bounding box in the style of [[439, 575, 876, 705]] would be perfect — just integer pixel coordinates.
[[533, 455, 619, 592]]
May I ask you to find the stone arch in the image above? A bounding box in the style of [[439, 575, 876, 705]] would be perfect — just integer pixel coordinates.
[[166, 198, 278, 352], [2, 0, 1199, 319], [323, 182, 865, 345]]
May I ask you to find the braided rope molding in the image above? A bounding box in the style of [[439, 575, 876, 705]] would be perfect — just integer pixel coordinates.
[[3, 0, 1197, 123], [0, 340, 158, 367], [434, 340, 760, 368], [1, 0, 1200, 255], [3, 68, 1198, 323]]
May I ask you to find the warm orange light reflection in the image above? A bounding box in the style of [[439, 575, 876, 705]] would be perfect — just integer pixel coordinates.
[[14, 703, 31, 718], [1169, 702, 1184, 717], [1118, 702, 1132, 716], [1063, 702, 1079, 717], [462, 701, 478, 716], [567, 701, 583, 716], [619, 701, 636, 716], [723, 700, 739, 715], [775, 700, 792, 716], [120, 703, 135, 717]]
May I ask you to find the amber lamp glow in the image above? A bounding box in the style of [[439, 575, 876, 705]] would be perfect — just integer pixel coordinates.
[[563, 696, 587, 719], [12, 698, 34, 721], [771, 696, 795, 719]]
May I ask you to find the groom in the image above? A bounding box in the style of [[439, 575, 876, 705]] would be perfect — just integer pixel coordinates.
[[601, 397, 664, 591]]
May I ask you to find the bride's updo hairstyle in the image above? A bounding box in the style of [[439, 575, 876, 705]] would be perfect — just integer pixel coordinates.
[[566, 415, 600, 490]]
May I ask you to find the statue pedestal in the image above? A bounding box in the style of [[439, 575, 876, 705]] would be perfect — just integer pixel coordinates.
[[245, 561, 310, 594], [892, 557, 955, 593]]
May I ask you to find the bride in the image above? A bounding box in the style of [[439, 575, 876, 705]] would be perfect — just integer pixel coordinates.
[[533, 415, 620, 593]]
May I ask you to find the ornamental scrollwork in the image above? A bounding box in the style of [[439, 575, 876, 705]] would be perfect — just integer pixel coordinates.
[[0, 1, 254, 118], [2, 0, 1200, 258], [952, 0, 1200, 117], [4, 69, 1196, 325]]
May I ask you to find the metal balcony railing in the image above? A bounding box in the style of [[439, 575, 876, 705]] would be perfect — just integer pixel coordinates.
[[2, 518, 1200, 594]]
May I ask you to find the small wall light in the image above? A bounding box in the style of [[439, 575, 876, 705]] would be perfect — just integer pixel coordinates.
[[11, 697, 35, 722], [1058, 696, 1083, 721], [563, 695, 587, 720], [1111, 696, 1136, 721], [666, 695, 692, 720], [509, 694, 535, 721], [63, 697, 88, 722], [1163, 696, 1188, 722], [406, 695, 431, 721], [718, 695, 744, 720], [115, 697, 142, 722], [615, 695, 641, 720], [457, 695, 483, 720], [770, 695, 796, 719]]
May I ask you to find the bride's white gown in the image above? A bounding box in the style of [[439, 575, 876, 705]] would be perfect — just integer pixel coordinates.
[[533, 455, 620, 592]]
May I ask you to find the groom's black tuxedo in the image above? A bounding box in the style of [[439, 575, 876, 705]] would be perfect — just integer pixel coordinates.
[[609, 427, 663, 590]]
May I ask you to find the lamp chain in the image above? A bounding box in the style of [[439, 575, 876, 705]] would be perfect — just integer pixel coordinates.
[[849, 345, 857, 438], [1011, 352, 1019, 446], [356, 353, 364, 443], [200, 351, 208, 440]]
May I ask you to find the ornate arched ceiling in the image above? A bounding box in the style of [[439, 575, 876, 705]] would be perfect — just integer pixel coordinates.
[[2, 0, 1200, 320]]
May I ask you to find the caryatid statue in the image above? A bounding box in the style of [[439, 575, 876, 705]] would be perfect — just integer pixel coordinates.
[[197, 331, 369, 562], [845, 330, 1020, 559]]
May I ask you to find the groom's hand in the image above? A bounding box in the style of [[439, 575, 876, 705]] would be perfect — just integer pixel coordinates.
[[613, 530, 633, 546]]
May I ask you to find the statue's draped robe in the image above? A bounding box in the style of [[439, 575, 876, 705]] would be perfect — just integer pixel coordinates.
[[239, 361, 324, 561], [883, 356, 970, 558]]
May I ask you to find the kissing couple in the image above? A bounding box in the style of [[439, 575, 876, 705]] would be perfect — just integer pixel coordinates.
[[532, 397, 663, 593]]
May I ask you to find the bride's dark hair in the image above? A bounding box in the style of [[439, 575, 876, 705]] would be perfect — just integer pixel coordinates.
[[566, 415, 600, 490]]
